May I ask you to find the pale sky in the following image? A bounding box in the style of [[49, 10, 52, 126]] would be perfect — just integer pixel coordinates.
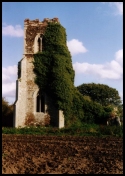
[[2, 2, 123, 104]]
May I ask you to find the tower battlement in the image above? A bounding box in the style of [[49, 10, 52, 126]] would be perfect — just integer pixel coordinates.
[[24, 17, 59, 25]]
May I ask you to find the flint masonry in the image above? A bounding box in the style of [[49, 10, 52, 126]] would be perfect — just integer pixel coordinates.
[[13, 18, 64, 128]]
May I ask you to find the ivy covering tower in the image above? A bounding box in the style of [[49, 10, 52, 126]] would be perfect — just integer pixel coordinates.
[[33, 22, 76, 121]]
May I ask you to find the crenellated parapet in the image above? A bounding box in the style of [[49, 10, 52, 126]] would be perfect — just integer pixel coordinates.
[[24, 17, 59, 25]]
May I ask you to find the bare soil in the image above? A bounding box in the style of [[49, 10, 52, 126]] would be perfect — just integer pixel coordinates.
[[2, 134, 123, 174]]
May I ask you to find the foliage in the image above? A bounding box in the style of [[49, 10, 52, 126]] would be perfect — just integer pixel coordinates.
[[64, 88, 84, 127], [77, 83, 122, 106], [117, 104, 123, 118], [2, 124, 123, 137], [2, 97, 14, 127], [33, 22, 78, 124], [98, 125, 123, 137], [81, 97, 113, 124]]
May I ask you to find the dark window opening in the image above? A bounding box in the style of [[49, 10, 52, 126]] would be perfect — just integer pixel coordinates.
[[38, 34, 43, 52], [41, 95, 45, 112], [36, 92, 45, 112], [18, 61, 21, 78]]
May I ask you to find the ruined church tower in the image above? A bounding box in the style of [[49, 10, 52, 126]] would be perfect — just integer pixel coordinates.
[[13, 18, 64, 128]]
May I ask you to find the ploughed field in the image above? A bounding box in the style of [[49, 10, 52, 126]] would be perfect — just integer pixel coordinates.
[[2, 134, 123, 174]]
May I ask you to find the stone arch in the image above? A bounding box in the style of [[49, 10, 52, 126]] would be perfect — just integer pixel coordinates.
[[34, 33, 44, 53], [33, 89, 45, 113], [36, 91, 45, 113]]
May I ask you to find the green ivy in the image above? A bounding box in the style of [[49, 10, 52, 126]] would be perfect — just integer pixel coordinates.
[[33, 22, 82, 125]]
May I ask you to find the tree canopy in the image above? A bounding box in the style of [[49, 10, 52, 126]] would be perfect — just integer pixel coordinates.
[[77, 83, 122, 106]]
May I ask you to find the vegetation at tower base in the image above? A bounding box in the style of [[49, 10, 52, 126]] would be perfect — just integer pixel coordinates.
[[81, 98, 112, 124]]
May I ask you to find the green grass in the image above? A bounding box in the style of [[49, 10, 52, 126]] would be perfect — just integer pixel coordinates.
[[2, 123, 123, 137]]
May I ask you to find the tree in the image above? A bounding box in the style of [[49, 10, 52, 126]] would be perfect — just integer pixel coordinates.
[[2, 97, 14, 127], [77, 83, 122, 106]]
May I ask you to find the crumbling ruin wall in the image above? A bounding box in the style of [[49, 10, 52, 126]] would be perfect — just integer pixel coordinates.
[[14, 18, 64, 128]]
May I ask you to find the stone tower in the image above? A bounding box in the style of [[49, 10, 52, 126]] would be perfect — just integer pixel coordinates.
[[13, 18, 64, 128]]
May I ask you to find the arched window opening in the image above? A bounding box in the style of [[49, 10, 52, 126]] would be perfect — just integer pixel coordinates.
[[34, 33, 44, 53], [38, 34, 43, 52], [36, 92, 45, 112]]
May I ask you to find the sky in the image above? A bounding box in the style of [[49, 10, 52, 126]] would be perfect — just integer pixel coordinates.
[[2, 2, 123, 104]]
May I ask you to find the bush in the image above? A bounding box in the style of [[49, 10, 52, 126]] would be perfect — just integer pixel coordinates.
[[98, 125, 123, 137]]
